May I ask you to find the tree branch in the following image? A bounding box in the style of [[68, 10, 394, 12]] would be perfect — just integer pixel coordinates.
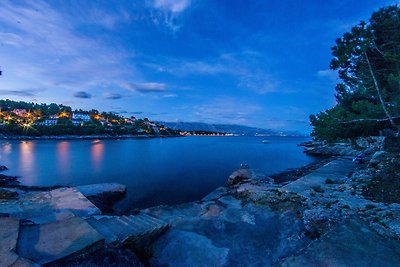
[[364, 51, 400, 131], [339, 116, 400, 124]]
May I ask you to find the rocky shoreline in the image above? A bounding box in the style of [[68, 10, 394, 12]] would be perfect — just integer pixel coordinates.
[[1, 136, 400, 266]]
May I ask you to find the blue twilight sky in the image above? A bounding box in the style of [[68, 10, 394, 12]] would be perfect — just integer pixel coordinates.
[[0, 0, 398, 133]]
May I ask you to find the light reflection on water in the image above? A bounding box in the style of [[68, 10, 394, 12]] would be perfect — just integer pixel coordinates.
[[19, 141, 35, 184], [57, 141, 70, 178], [0, 136, 313, 211], [91, 140, 104, 172]]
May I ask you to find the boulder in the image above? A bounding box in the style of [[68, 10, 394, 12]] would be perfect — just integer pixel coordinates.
[[227, 168, 252, 187], [75, 183, 126, 213], [75, 183, 126, 198]]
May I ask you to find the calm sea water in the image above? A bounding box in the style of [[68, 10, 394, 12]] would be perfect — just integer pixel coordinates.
[[0, 136, 314, 212]]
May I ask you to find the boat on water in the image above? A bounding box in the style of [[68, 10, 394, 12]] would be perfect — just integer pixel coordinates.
[[262, 140, 270, 144]]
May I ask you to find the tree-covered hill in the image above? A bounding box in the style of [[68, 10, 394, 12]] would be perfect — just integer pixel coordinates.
[[0, 99, 178, 137]]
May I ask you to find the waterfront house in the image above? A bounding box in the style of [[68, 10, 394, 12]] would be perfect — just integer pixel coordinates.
[[72, 113, 91, 122], [12, 109, 27, 117]]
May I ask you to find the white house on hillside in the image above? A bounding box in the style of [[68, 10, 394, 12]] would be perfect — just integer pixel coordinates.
[[72, 113, 91, 122]]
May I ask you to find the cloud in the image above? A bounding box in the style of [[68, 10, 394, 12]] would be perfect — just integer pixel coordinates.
[[193, 97, 262, 125], [103, 92, 123, 99], [127, 82, 167, 93], [73, 91, 92, 99], [317, 69, 338, 80], [0, 89, 38, 97], [146, 52, 282, 94], [163, 93, 177, 98], [0, 1, 140, 96], [149, 0, 191, 32], [131, 111, 143, 115], [152, 0, 191, 13], [149, 112, 168, 115]]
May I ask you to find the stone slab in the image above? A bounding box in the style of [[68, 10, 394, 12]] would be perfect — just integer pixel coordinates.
[[0, 217, 20, 266], [0, 187, 101, 223], [75, 183, 126, 197], [281, 158, 356, 197], [18, 216, 104, 265]]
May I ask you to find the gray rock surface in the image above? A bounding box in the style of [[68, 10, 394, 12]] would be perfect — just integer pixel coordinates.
[[18, 216, 104, 265], [75, 183, 126, 198], [277, 219, 400, 267], [150, 196, 309, 266], [152, 230, 229, 267], [281, 157, 355, 198], [0, 217, 20, 266], [0, 217, 36, 267], [0, 187, 101, 223], [86, 213, 168, 244]]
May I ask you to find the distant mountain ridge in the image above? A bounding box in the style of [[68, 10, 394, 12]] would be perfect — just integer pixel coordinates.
[[158, 121, 304, 136]]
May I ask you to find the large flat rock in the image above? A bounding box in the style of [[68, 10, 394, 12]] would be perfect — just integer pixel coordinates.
[[278, 219, 400, 266], [282, 157, 356, 197], [18, 216, 104, 265], [0, 217, 37, 266], [75, 183, 126, 198], [0, 217, 20, 266], [0, 187, 101, 223]]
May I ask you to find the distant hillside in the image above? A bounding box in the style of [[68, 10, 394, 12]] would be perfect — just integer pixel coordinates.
[[159, 121, 304, 136]]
